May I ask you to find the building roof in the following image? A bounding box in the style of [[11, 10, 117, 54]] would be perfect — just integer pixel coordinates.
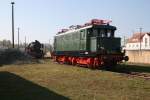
[[127, 32, 150, 43]]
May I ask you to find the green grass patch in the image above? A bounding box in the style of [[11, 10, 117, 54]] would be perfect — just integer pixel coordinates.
[[0, 60, 150, 100]]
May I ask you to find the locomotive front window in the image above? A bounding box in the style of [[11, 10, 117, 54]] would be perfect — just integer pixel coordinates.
[[99, 29, 105, 37], [93, 29, 98, 36], [89, 28, 115, 38], [107, 30, 112, 37], [99, 29, 114, 38], [107, 29, 114, 37]]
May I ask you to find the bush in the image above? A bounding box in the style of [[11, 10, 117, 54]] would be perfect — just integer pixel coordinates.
[[0, 49, 33, 65]]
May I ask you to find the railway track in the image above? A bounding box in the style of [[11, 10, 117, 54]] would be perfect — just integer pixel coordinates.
[[121, 72, 150, 80]]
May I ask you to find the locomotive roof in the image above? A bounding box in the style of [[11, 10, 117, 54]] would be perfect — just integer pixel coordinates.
[[55, 25, 92, 36], [55, 24, 116, 36], [93, 25, 116, 30]]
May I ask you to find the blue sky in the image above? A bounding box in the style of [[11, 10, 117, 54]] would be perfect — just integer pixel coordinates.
[[0, 0, 150, 43]]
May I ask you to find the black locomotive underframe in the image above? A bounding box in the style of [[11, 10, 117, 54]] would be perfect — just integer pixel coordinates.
[[53, 51, 124, 57]]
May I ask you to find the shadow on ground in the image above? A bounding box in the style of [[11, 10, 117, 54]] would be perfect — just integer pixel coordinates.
[[0, 71, 70, 100], [105, 64, 150, 74]]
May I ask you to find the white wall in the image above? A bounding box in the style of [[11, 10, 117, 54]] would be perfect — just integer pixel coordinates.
[[126, 50, 150, 64], [125, 34, 150, 50]]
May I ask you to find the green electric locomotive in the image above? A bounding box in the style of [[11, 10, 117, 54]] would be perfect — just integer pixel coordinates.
[[53, 19, 128, 68]]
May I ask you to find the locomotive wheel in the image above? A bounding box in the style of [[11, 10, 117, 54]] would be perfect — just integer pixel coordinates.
[[104, 60, 117, 70], [71, 57, 77, 66], [87, 64, 93, 69], [111, 61, 117, 66]]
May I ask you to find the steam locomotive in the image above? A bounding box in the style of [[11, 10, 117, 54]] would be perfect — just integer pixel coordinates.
[[25, 40, 44, 58], [53, 19, 128, 68]]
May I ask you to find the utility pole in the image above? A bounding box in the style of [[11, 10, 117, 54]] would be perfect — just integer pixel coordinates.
[[18, 27, 20, 49], [139, 27, 142, 51], [124, 36, 126, 47], [11, 2, 15, 48], [49, 39, 51, 52], [25, 36, 26, 48]]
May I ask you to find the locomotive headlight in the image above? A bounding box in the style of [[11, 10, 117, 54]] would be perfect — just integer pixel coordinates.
[[85, 52, 89, 54]]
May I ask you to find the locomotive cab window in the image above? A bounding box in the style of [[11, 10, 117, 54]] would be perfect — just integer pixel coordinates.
[[92, 29, 98, 37], [107, 30, 111, 37], [99, 29, 106, 37], [107, 29, 114, 37], [80, 30, 86, 40]]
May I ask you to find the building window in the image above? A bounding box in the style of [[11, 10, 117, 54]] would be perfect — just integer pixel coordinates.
[[145, 38, 148, 47], [136, 44, 138, 47], [149, 38, 150, 46], [132, 44, 134, 47]]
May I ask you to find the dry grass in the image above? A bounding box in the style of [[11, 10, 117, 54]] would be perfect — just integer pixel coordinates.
[[0, 60, 150, 100]]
